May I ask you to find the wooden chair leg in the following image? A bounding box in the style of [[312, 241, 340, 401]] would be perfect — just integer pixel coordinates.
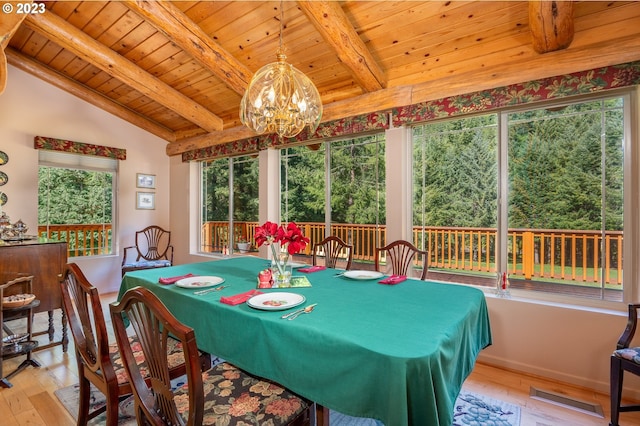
[[610, 356, 623, 426], [77, 375, 91, 426], [316, 403, 329, 426]]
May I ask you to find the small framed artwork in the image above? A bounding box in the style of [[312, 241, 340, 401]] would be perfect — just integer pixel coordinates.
[[136, 192, 155, 210], [136, 173, 156, 189]]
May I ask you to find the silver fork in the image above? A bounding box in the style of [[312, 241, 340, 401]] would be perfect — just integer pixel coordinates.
[[194, 284, 229, 295]]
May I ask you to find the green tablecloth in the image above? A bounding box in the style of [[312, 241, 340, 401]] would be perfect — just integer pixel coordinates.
[[118, 256, 492, 426]]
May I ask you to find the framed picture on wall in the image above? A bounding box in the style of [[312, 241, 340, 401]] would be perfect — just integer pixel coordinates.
[[136, 192, 155, 210], [136, 173, 155, 189]]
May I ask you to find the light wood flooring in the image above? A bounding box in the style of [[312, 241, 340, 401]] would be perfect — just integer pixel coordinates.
[[2, 292, 640, 426]]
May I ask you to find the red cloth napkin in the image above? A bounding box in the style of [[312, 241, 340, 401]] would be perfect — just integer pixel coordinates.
[[379, 275, 407, 285], [298, 265, 326, 273], [158, 273, 195, 285], [220, 289, 263, 306]]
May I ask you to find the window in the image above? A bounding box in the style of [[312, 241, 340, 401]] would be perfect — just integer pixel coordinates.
[[505, 97, 625, 302], [38, 151, 116, 257], [413, 114, 498, 282], [201, 155, 258, 254], [412, 93, 629, 302], [280, 134, 386, 266]]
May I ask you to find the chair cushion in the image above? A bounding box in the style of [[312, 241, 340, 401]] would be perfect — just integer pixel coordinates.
[[109, 336, 188, 385], [122, 260, 172, 270], [175, 362, 309, 425], [613, 347, 640, 364]]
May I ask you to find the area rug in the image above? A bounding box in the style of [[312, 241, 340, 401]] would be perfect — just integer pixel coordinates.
[[55, 385, 520, 426]]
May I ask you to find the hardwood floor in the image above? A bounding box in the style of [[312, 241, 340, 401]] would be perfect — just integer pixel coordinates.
[[2, 292, 640, 426]]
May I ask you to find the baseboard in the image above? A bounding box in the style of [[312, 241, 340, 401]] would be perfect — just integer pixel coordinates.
[[476, 353, 640, 402]]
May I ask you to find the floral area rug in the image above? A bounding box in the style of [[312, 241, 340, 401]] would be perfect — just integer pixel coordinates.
[[55, 383, 520, 426]]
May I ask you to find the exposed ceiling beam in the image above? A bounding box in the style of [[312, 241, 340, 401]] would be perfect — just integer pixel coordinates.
[[23, 11, 224, 133], [6, 48, 176, 142], [529, 0, 574, 54], [298, 0, 386, 92], [123, 0, 251, 96], [167, 29, 640, 157], [0, 1, 31, 95]]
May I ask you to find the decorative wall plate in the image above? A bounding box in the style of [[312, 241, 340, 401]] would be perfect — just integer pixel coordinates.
[[0, 171, 7, 186], [0, 192, 6, 206], [0, 151, 7, 165]]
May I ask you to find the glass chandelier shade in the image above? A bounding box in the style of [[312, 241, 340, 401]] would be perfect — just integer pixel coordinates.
[[240, 50, 323, 139]]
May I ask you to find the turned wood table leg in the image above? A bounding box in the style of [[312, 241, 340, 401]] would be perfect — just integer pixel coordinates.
[[47, 310, 54, 341], [61, 308, 68, 352]]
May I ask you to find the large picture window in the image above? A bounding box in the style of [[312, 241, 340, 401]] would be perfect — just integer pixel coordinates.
[[412, 93, 628, 302], [38, 152, 116, 257]]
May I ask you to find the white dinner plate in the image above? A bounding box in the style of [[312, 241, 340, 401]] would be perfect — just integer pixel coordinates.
[[342, 270, 384, 280], [247, 292, 306, 311], [175, 276, 225, 288]]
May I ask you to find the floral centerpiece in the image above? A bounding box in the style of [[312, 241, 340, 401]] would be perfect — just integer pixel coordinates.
[[255, 221, 309, 287]]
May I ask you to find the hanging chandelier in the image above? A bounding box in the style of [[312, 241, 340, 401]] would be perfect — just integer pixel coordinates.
[[239, 2, 322, 139]]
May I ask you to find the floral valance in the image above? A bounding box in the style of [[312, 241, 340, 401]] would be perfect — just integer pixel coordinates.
[[181, 111, 389, 162], [34, 136, 126, 160], [183, 60, 640, 162]]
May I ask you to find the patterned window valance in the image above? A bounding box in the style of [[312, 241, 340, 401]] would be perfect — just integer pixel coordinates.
[[183, 60, 640, 163], [34, 136, 126, 160], [182, 111, 389, 162]]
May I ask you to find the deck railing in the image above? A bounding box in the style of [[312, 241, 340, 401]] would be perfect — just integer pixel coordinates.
[[202, 221, 623, 286], [37, 221, 621, 286], [37, 224, 112, 257]]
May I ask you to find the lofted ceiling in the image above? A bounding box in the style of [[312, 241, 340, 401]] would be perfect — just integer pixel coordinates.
[[2, 1, 640, 156]]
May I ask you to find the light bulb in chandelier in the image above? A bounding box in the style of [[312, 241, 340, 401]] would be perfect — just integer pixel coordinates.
[[240, 51, 322, 138]]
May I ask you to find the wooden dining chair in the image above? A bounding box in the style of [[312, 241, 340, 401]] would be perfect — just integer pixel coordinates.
[[610, 303, 640, 426], [312, 236, 353, 270], [61, 263, 210, 426], [121, 225, 173, 277], [374, 239, 429, 280], [110, 286, 312, 426]]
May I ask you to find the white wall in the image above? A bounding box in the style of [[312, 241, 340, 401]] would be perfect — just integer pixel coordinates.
[[0, 65, 170, 293]]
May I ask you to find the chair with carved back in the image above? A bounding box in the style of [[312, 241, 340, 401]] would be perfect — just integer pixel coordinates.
[[121, 225, 173, 277], [312, 236, 353, 270], [61, 263, 210, 426], [610, 303, 640, 426], [110, 286, 312, 426], [374, 239, 428, 280]]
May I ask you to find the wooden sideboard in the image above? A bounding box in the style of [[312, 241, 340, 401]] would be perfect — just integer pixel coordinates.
[[0, 239, 68, 351]]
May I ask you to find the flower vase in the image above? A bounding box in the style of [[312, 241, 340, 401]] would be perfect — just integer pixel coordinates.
[[271, 245, 292, 288]]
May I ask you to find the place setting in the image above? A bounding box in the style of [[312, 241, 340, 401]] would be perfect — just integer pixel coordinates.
[[337, 270, 407, 285]]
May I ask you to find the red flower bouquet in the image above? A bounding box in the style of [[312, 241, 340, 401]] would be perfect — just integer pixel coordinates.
[[254, 221, 309, 286]]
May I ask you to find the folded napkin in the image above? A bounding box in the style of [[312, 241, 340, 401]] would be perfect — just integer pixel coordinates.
[[379, 275, 407, 285], [158, 273, 195, 285], [298, 265, 326, 273], [220, 289, 263, 306]]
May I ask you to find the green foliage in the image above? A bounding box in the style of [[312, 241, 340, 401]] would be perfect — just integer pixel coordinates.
[[413, 115, 497, 228], [282, 134, 386, 225], [38, 167, 112, 224], [413, 97, 624, 233]]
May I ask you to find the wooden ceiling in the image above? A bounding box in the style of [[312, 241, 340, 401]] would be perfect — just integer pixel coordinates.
[[2, 1, 640, 156]]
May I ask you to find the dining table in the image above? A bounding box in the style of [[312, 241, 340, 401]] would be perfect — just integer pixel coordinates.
[[117, 256, 492, 426]]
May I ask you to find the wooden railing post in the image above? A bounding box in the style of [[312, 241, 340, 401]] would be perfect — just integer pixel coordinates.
[[522, 231, 535, 279]]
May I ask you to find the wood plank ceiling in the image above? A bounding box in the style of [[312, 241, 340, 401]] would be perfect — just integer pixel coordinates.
[[2, 1, 640, 156]]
